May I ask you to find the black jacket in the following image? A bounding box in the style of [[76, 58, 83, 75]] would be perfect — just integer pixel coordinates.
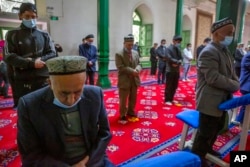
[[4, 24, 56, 80], [165, 44, 183, 72]]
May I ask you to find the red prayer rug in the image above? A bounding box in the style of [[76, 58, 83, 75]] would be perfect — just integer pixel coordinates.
[[0, 66, 247, 167]]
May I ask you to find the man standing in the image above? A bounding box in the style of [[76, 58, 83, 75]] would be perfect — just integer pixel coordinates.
[[192, 18, 239, 167], [234, 42, 245, 78], [156, 39, 167, 84], [182, 43, 193, 81], [150, 43, 158, 75], [79, 34, 97, 85], [115, 34, 142, 124], [133, 42, 141, 57], [4, 2, 56, 108], [196, 37, 211, 61], [164, 35, 183, 105], [17, 56, 114, 167], [235, 51, 250, 125]]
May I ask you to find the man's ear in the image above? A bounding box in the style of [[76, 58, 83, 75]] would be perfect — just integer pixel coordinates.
[[18, 13, 22, 20], [47, 79, 52, 88]]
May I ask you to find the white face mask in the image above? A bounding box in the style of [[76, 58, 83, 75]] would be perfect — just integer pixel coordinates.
[[53, 97, 81, 109], [220, 36, 233, 46]]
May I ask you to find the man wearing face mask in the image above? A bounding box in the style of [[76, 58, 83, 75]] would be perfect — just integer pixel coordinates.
[[164, 35, 183, 106], [234, 42, 245, 78], [4, 2, 56, 108], [192, 18, 239, 167], [182, 43, 193, 81], [156, 39, 167, 84], [79, 34, 97, 85], [17, 56, 115, 167]]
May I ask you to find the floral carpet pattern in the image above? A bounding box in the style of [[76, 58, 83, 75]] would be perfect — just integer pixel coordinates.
[[0, 66, 248, 167]]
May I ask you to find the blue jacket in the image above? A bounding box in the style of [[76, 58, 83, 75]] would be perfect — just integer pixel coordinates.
[[240, 52, 250, 92], [79, 44, 97, 72]]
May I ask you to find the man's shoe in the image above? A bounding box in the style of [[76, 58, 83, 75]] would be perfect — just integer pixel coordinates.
[[128, 116, 139, 122], [165, 101, 172, 106], [172, 100, 178, 104], [118, 116, 128, 124]]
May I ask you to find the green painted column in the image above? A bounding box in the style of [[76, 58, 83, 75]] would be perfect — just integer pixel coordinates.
[[216, 0, 246, 51], [175, 0, 183, 36], [238, 0, 247, 43], [97, 0, 111, 88]]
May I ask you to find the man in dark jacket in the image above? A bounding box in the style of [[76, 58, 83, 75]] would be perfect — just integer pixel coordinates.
[[156, 39, 167, 84], [79, 34, 98, 85], [196, 37, 211, 65], [17, 56, 114, 167], [4, 2, 56, 108], [150, 43, 158, 75], [164, 35, 183, 105], [234, 42, 245, 78]]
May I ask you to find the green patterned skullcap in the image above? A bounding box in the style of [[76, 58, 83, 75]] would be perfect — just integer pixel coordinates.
[[46, 56, 87, 75]]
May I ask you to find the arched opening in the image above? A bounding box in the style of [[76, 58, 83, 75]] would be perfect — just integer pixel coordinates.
[[132, 11, 142, 43], [132, 3, 153, 67], [182, 15, 192, 49]]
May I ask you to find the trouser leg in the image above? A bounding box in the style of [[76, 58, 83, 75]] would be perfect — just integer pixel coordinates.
[[128, 82, 138, 115], [192, 112, 226, 157], [165, 72, 179, 102], [118, 88, 129, 118], [89, 71, 95, 85]]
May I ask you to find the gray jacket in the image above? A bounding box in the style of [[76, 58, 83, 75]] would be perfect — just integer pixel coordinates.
[[196, 42, 239, 117]]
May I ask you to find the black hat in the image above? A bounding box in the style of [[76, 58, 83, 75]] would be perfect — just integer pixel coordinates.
[[85, 34, 94, 39], [173, 35, 182, 41], [19, 3, 37, 14], [211, 17, 233, 33], [124, 34, 134, 42]]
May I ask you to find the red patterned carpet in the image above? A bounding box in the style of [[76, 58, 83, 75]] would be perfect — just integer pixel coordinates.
[[0, 66, 248, 167]]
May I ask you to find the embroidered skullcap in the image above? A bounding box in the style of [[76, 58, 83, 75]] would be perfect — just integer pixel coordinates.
[[19, 3, 37, 14], [211, 17, 233, 33], [85, 34, 94, 39], [46, 56, 87, 75], [173, 35, 182, 41], [124, 34, 134, 42]]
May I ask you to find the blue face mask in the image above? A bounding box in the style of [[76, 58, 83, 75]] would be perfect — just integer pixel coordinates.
[[220, 36, 233, 46], [22, 19, 37, 28], [53, 97, 81, 109], [175, 43, 181, 48]]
